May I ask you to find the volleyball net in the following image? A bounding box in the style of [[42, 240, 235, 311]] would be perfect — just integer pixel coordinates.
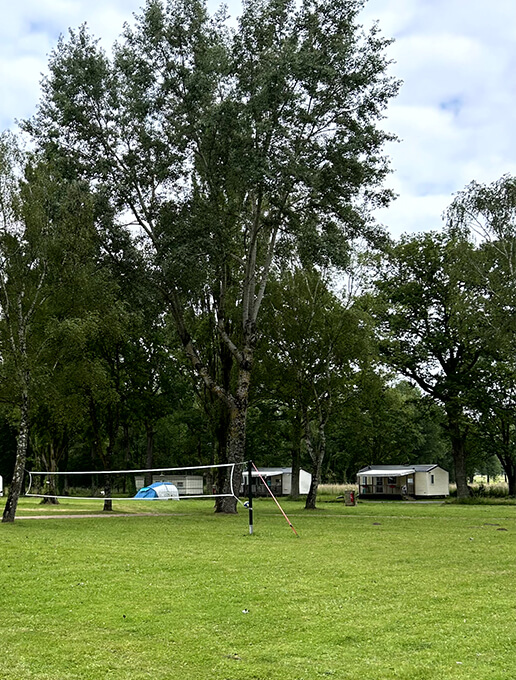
[[24, 463, 239, 502]]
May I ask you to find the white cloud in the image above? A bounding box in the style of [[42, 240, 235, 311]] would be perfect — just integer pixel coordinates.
[[375, 192, 451, 236], [1, 0, 515, 238], [362, 0, 516, 235], [0, 0, 143, 129], [0, 57, 44, 129]]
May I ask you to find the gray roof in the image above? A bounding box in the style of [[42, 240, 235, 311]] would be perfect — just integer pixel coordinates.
[[242, 467, 302, 477], [357, 464, 440, 474]]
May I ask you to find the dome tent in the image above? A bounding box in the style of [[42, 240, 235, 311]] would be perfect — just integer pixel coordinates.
[[133, 481, 180, 500]]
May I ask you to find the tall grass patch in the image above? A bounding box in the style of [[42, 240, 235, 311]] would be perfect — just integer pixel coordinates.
[[317, 483, 358, 497], [0, 498, 514, 679]]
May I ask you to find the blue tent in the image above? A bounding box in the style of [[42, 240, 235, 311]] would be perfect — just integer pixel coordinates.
[[133, 482, 180, 500]]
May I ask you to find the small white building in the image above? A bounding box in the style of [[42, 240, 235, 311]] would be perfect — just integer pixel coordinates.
[[135, 475, 204, 496], [357, 464, 449, 499], [241, 467, 312, 496]]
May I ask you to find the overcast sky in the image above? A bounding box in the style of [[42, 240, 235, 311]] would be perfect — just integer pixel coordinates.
[[1, 0, 515, 236]]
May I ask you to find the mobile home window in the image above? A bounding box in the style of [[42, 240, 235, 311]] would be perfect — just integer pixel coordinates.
[[431, 474, 435, 484]]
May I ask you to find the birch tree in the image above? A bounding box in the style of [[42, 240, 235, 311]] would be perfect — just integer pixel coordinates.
[[0, 134, 38, 521], [0, 133, 99, 521], [0, 137, 62, 521]]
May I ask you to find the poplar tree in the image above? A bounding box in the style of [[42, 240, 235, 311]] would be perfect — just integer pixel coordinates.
[[28, 0, 399, 512]]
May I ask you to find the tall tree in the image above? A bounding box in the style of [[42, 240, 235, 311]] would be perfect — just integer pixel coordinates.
[[446, 174, 516, 493], [28, 0, 399, 512], [0, 134, 97, 521], [0, 133, 35, 522], [446, 175, 516, 257], [372, 231, 487, 498], [471, 357, 516, 494], [257, 266, 369, 508]]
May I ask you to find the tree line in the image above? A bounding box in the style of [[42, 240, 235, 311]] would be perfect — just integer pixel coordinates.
[[1, 0, 515, 521]]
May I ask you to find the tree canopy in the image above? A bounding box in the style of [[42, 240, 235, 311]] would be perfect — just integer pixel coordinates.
[[3, 2, 515, 517], [26, 0, 400, 512]]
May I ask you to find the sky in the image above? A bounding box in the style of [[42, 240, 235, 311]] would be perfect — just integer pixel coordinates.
[[1, 0, 515, 237]]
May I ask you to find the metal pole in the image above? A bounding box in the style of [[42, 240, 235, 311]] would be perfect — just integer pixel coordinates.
[[248, 459, 254, 535]]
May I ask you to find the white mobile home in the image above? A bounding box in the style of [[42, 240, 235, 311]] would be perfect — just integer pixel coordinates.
[[241, 467, 312, 496], [135, 475, 204, 496], [357, 465, 449, 499]]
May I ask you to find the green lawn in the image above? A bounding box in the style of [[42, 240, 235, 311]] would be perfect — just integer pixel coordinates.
[[0, 498, 514, 679]]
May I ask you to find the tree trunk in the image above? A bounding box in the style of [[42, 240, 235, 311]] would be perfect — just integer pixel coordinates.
[[214, 363, 251, 514], [305, 448, 323, 510], [289, 416, 302, 500], [445, 402, 471, 499], [214, 402, 246, 514], [122, 421, 131, 494], [2, 293, 35, 522], [40, 442, 59, 505], [304, 404, 328, 510], [2, 391, 29, 523], [94, 401, 118, 513], [102, 427, 116, 512], [102, 433, 117, 512], [453, 445, 470, 499], [508, 469, 516, 497], [144, 423, 155, 487], [59, 444, 69, 496], [496, 430, 516, 497], [497, 453, 516, 496], [103, 474, 113, 512]]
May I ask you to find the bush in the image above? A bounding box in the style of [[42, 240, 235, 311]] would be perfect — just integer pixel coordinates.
[[450, 496, 516, 505]]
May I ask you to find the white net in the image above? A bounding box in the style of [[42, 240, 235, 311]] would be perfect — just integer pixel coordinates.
[[24, 463, 238, 502]]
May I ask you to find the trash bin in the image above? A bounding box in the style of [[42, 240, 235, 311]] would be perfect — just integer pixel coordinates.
[[344, 490, 357, 506]]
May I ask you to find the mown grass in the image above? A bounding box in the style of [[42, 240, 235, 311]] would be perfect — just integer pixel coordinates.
[[0, 497, 514, 679]]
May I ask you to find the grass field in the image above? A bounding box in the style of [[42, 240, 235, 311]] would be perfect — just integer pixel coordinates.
[[0, 497, 514, 679]]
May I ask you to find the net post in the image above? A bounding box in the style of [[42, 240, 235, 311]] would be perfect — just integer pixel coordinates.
[[248, 460, 254, 535]]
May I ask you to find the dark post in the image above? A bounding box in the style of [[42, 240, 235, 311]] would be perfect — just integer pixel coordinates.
[[248, 459, 254, 535]]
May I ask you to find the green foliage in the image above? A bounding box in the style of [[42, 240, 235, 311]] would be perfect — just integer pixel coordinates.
[[328, 377, 451, 478], [254, 266, 373, 505], [447, 174, 516, 243], [370, 231, 492, 496], [0, 414, 16, 482], [374, 231, 486, 395], [446, 175, 516, 494], [25, 1, 400, 507], [246, 402, 293, 466], [30, 0, 399, 284]]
